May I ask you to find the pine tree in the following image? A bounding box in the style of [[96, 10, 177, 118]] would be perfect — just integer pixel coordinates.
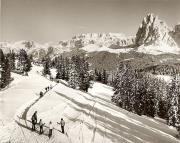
[[56, 64, 62, 79], [61, 58, 66, 80], [144, 77, 156, 117], [68, 62, 79, 89], [133, 72, 146, 115], [112, 62, 135, 111], [94, 68, 99, 81], [98, 71, 102, 82], [55, 56, 67, 80], [17, 49, 31, 73], [0, 51, 11, 88], [156, 79, 168, 118], [64, 57, 70, 81], [78, 57, 90, 92], [158, 99, 168, 119], [56, 56, 63, 79], [79, 68, 90, 92], [67, 55, 90, 91], [0, 49, 5, 88], [167, 76, 180, 126], [7, 50, 15, 71], [4, 57, 11, 86], [102, 69, 108, 84], [43, 58, 51, 76]]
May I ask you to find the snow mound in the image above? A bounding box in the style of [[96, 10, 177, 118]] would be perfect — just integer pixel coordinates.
[[82, 44, 133, 53], [137, 41, 180, 55]]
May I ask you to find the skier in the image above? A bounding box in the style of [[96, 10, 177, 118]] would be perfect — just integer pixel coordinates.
[[57, 118, 65, 134], [39, 119, 45, 134], [40, 91, 43, 97], [31, 111, 37, 131], [49, 121, 53, 138]]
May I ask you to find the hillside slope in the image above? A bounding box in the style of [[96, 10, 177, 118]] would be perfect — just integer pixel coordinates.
[[0, 66, 180, 143]]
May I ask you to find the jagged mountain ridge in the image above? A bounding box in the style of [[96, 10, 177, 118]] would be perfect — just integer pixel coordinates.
[[0, 13, 180, 71], [0, 33, 135, 59], [135, 13, 179, 55], [136, 14, 176, 46]]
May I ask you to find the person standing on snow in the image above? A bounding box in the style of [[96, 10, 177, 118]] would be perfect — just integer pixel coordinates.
[[57, 118, 65, 134], [49, 121, 53, 138], [39, 119, 45, 134], [31, 111, 37, 131]]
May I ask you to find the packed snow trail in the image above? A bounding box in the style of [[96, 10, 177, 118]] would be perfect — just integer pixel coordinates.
[[0, 65, 64, 143], [27, 81, 180, 143], [0, 66, 55, 124], [1, 65, 180, 143]]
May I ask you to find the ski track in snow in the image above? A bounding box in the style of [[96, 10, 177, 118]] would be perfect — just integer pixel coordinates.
[[1, 65, 180, 143], [14, 83, 59, 143]]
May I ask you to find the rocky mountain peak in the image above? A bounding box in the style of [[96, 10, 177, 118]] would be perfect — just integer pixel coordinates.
[[135, 13, 177, 48]]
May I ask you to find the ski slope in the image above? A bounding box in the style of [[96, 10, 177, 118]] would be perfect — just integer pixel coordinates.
[[0, 65, 180, 143], [0, 66, 55, 125]]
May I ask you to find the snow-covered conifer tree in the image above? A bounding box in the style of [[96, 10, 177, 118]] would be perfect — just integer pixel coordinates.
[[68, 62, 79, 89], [17, 49, 31, 73], [0, 49, 5, 88], [102, 69, 108, 84], [43, 58, 51, 76], [167, 76, 180, 126]]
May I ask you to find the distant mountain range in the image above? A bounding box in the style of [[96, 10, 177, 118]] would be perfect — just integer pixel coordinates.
[[1, 13, 180, 71]]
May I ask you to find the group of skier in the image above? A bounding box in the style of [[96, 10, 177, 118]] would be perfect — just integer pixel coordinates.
[[45, 85, 52, 92], [31, 111, 65, 138]]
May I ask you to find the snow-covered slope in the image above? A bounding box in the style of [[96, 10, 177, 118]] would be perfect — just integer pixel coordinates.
[[137, 40, 180, 55], [0, 66, 55, 125], [82, 44, 133, 53], [0, 65, 180, 143]]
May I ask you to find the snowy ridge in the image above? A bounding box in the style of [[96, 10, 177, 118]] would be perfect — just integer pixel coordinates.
[[0, 33, 135, 59], [73, 32, 135, 48], [0, 14, 180, 58]]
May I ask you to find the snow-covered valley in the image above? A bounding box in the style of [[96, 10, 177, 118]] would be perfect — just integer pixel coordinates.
[[0, 65, 179, 143]]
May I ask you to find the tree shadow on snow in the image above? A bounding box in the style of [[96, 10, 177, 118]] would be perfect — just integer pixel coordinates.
[[55, 91, 178, 143]]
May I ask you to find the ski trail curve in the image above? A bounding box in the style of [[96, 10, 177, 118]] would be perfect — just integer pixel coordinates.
[[12, 83, 58, 143]]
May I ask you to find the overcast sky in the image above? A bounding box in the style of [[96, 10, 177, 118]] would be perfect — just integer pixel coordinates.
[[0, 0, 180, 43]]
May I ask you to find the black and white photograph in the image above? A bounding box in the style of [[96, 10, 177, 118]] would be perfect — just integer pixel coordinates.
[[0, 0, 180, 142]]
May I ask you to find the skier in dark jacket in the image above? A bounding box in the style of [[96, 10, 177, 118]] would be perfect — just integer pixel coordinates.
[[31, 111, 37, 131], [57, 118, 65, 134]]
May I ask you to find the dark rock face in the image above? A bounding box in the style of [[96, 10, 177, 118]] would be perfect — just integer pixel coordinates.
[[135, 13, 176, 47], [170, 24, 180, 47]]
